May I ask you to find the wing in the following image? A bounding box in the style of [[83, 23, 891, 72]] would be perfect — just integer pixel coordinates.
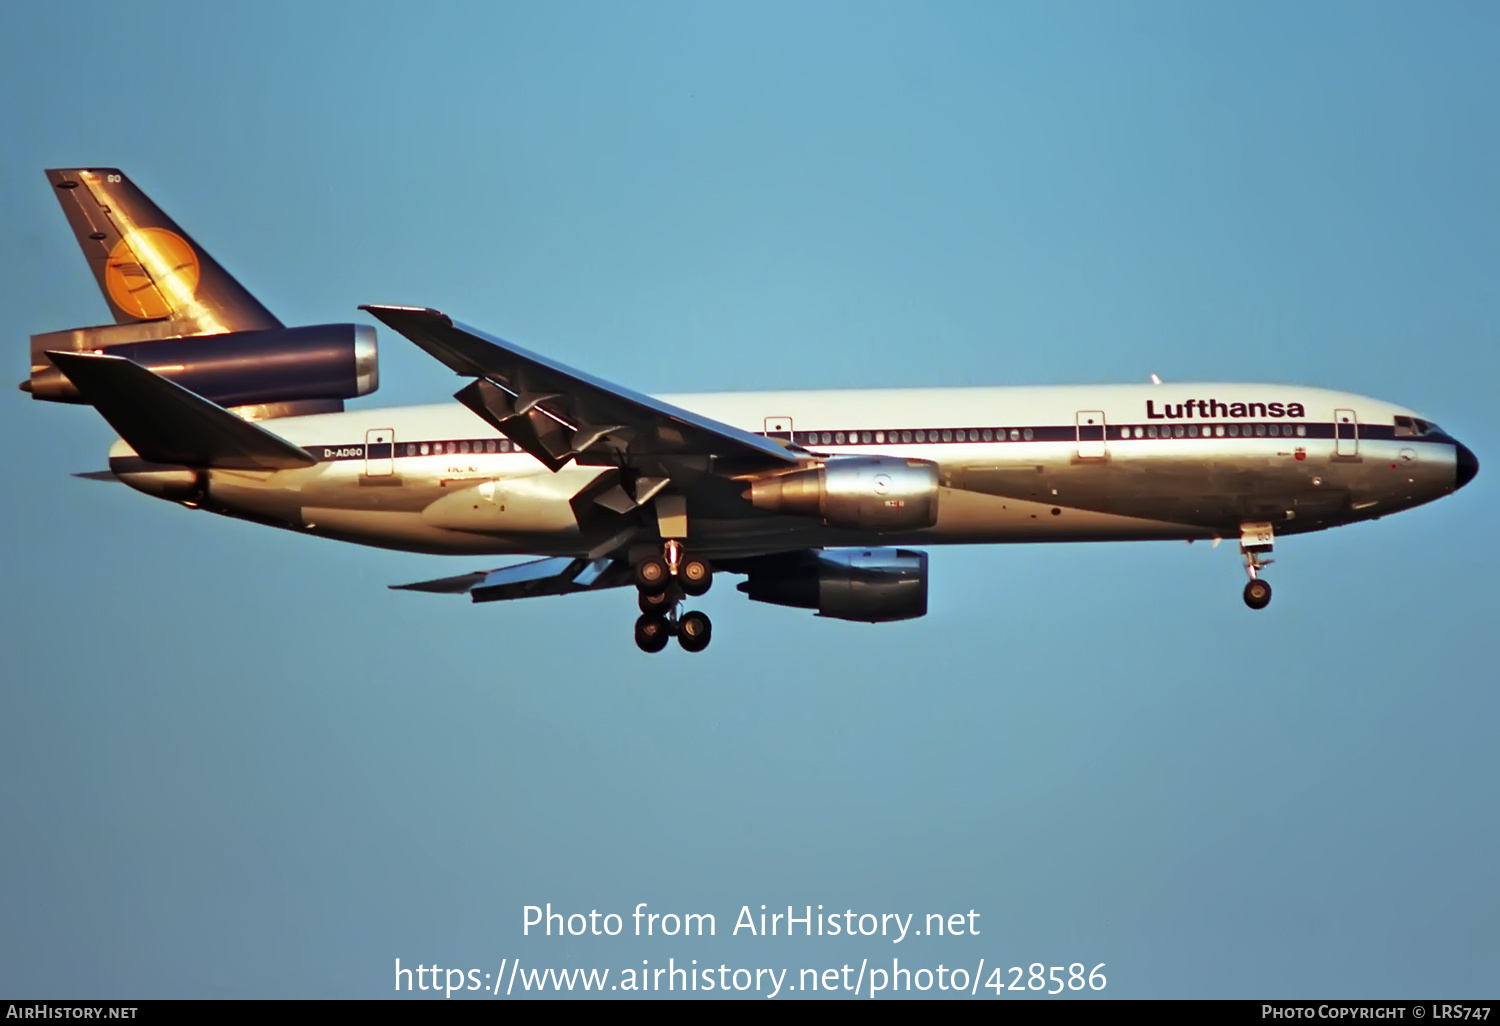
[[391, 556, 631, 603], [361, 305, 799, 480]]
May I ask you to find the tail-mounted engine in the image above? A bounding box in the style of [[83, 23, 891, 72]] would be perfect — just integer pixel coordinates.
[[24, 323, 378, 413], [745, 456, 939, 531]]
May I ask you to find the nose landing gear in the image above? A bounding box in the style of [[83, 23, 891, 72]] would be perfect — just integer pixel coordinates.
[[1243, 578, 1272, 610], [1240, 522, 1274, 610]]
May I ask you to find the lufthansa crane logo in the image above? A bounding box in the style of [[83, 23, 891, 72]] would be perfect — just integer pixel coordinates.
[[104, 228, 201, 320]]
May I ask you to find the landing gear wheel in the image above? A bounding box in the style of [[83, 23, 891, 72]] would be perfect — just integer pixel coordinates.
[[634, 614, 671, 653], [638, 585, 679, 615], [635, 556, 669, 593], [680, 556, 713, 597], [677, 610, 712, 653], [1243, 579, 1272, 610]]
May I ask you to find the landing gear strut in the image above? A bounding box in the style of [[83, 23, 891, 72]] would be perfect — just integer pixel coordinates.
[[1240, 522, 1274, 610], [632, 538, 714, 652]]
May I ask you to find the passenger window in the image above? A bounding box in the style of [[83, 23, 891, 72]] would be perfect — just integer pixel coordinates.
[[834, 432, 845, 444], [1173, 425, 1184, 438], [982, 429, 993, 441], [1296, 425, 1306, 437], [1188, 425, 1199, 437], [1228, 425, 1239, 437], [1023, 428, 1034, 440], [1255, 424, 1266, 437], [1215, 425, 1225, 437], [1146, 426, 1158, 439]]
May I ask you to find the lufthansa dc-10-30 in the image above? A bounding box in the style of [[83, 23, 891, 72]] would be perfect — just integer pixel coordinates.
[[25, 169, 1479, 652]]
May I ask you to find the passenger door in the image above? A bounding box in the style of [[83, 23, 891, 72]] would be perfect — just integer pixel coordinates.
[[764, 416, 794, 442], [1334, 409, 1358, 457], [365, 428, 394, 477], [1076, 411, 1107, 460]]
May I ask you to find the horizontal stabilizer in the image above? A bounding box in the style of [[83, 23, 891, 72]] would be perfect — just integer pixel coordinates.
[[391, 556, 630, 603], [45, 351, 317, 471]]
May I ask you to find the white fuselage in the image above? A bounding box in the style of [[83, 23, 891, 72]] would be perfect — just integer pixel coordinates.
[[110, 383, 1465, 558]]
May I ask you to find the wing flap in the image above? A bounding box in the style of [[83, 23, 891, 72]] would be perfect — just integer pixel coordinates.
[[45, 350, 316, 470], [391, 556, 631, 603]]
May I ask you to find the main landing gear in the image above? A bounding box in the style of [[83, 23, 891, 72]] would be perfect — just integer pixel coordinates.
[[633, 540, 715, 653], [1240, 522, 1274, 610]]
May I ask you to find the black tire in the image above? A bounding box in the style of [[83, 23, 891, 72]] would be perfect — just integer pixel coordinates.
[[1243, 579, 1272, 610], [677, 610, 712, 653], [638, 586, 678, 615], [634, 614, 671, 653], [635, 556, 669, 593], [680, 556, 713, 597]]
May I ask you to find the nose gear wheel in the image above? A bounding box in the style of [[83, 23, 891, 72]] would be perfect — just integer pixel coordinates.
[[1243, 578, 1272, 609]]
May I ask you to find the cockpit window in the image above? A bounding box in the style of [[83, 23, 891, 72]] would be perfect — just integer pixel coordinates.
[[1395, 416, 1442, 437]]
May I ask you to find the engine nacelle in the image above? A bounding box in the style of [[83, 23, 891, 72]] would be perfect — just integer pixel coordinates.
[[746, 456, 939, 531], [26, 323, 378, 409], [737, 548, 929, 622]]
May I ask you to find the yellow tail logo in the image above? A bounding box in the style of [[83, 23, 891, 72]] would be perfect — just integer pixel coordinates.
[[104, 227, 201, 320]]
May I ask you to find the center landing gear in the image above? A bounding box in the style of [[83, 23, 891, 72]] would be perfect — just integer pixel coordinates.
[[1240, 522, 1274, 610], [633, 541, 715, 652]]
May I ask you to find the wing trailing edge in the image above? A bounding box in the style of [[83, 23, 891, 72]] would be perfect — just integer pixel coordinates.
[[361, 304, 799, 473], [391, 556, 629, 603]]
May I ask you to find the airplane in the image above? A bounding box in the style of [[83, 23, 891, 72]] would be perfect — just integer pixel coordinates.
[[24, 168, 1479, 653]]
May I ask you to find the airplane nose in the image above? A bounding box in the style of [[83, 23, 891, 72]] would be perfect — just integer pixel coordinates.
[[1455, 442, 1479, 490]]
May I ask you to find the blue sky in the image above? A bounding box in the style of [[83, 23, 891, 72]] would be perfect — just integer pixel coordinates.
[[1, 1, 1496, 998]]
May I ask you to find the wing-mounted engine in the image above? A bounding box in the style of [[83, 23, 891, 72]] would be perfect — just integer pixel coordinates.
[[735, 547, 929, 622], [745, 456, 940, 531]]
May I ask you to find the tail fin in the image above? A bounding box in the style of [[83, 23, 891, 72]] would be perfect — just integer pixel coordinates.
[[45, 168, 281, 335]]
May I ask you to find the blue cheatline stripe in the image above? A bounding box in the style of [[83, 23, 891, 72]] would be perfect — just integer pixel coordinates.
[[297, 421, 1445, 463]]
